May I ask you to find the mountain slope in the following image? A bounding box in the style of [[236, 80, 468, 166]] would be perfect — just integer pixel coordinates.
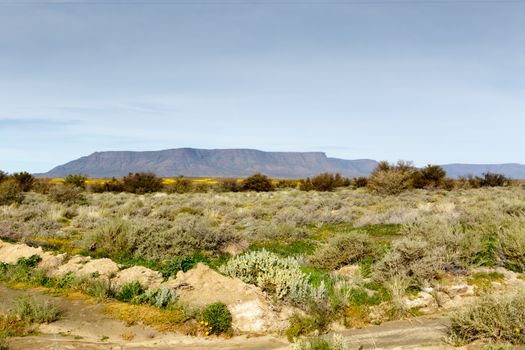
[[38, 148, 525, 179], [40, 148, 378, 178]]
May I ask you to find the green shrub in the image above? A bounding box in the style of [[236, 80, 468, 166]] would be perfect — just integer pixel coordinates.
[[12, 296, 60, 323], [11, 172, 34, 192], [63, 174, 87, 189], [201, 302, 232, 335], [122, 172, 163, 194], [447, 292, 525, 345], [48, 184, 85, 204], [286, 313, 318, 341], [308, 231, 376, 270], [116, 281, 145, 302], [134, 287, 178, 308], [0, 180, 24, 205], [241, 173, 273, 192]]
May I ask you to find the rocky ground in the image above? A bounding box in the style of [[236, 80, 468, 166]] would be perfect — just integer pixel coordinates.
[[1, 240, 524, 349]]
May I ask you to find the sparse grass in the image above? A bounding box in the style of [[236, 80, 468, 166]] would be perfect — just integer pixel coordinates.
[[12, 296, 60, 324], [103, 301, 193, 333]]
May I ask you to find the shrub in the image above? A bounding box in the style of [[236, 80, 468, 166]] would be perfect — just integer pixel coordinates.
[[301, 173, 350, 192], [373, 238, 444, 286], [286, 313, 318, 341], [88, 177, 124, 193], [219, 250, 311, 301], [48, 184, 85, 204], [10, 172, 34, 192], [32, 178, 54, 194], [0, 170, 8, 183], [290, 334, 348, 350], [308, 231, 376, 270], [367, 161, 416, 195], [412, 165, 446, 189], [83, 219, 133, 258], [480, 172, 510, 187], [447, 292, 525, 345], [12, 296, 60, 323], [0, 314, 31, 341], [201, 302, 232, 335], [135, 287, 179, 308], [241, 173, 273, 192], [122, 172, 163, 194], [116, 281, 145, 302], [498, 223, 525, 272], [352, 177, 368, 188], [63, 174, 87, 189], [218, 178, 241, 192], [0, 180, 24, 205], [165, 177, 193, 194]]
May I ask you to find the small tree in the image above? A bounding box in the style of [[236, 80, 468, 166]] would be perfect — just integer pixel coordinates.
[[241, 173, 273, 192], [122, 172, 163, 194], [412, 164, 446, 189], [11, 171, 35, 192], [64, 174, 87, 189]]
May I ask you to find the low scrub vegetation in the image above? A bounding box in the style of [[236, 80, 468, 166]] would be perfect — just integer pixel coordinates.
[[447, 292, 525, 346], [0, 168, 523, 345], [200, 302, 232, 335]]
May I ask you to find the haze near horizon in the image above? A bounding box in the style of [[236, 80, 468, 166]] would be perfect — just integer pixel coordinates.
[[1, 0, 524, 173]]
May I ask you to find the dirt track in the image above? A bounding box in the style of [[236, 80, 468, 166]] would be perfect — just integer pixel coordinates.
[[1, 285, 462, 350]]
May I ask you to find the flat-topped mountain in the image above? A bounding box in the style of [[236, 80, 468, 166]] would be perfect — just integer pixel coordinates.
[[39, 148, 378, 178], [38, 148, 525, 179]]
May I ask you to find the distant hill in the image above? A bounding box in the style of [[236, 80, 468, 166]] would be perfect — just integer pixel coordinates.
[[38, 148, 378, 179], [442, 163, 525, 179], [37, 148, 525, 179]]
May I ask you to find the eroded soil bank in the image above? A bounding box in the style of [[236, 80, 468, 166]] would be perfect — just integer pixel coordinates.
[[1, 285, 468, 350]]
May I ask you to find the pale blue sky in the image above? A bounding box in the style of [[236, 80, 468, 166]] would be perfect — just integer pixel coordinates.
[[1, 0, 524, 173]]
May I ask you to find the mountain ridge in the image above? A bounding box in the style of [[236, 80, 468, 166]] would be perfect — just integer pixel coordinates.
[[37, 148, 525, 179]]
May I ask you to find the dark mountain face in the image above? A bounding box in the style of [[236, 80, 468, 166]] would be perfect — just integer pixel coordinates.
[[39, 148, 378, 178], [37, 148, 525, 179]]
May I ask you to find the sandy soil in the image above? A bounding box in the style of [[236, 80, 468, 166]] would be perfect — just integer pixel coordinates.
[[0, 284, 467, 350]]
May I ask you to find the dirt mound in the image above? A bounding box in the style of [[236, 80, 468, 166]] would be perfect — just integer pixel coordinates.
[[0, 241, 44, 264], [51, 255, 119, 278], [112, 266, 163, 292], [166, 263, 291, 333]]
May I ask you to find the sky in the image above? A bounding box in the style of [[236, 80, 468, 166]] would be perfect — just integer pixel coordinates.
[[1, 0, 524, 173]]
